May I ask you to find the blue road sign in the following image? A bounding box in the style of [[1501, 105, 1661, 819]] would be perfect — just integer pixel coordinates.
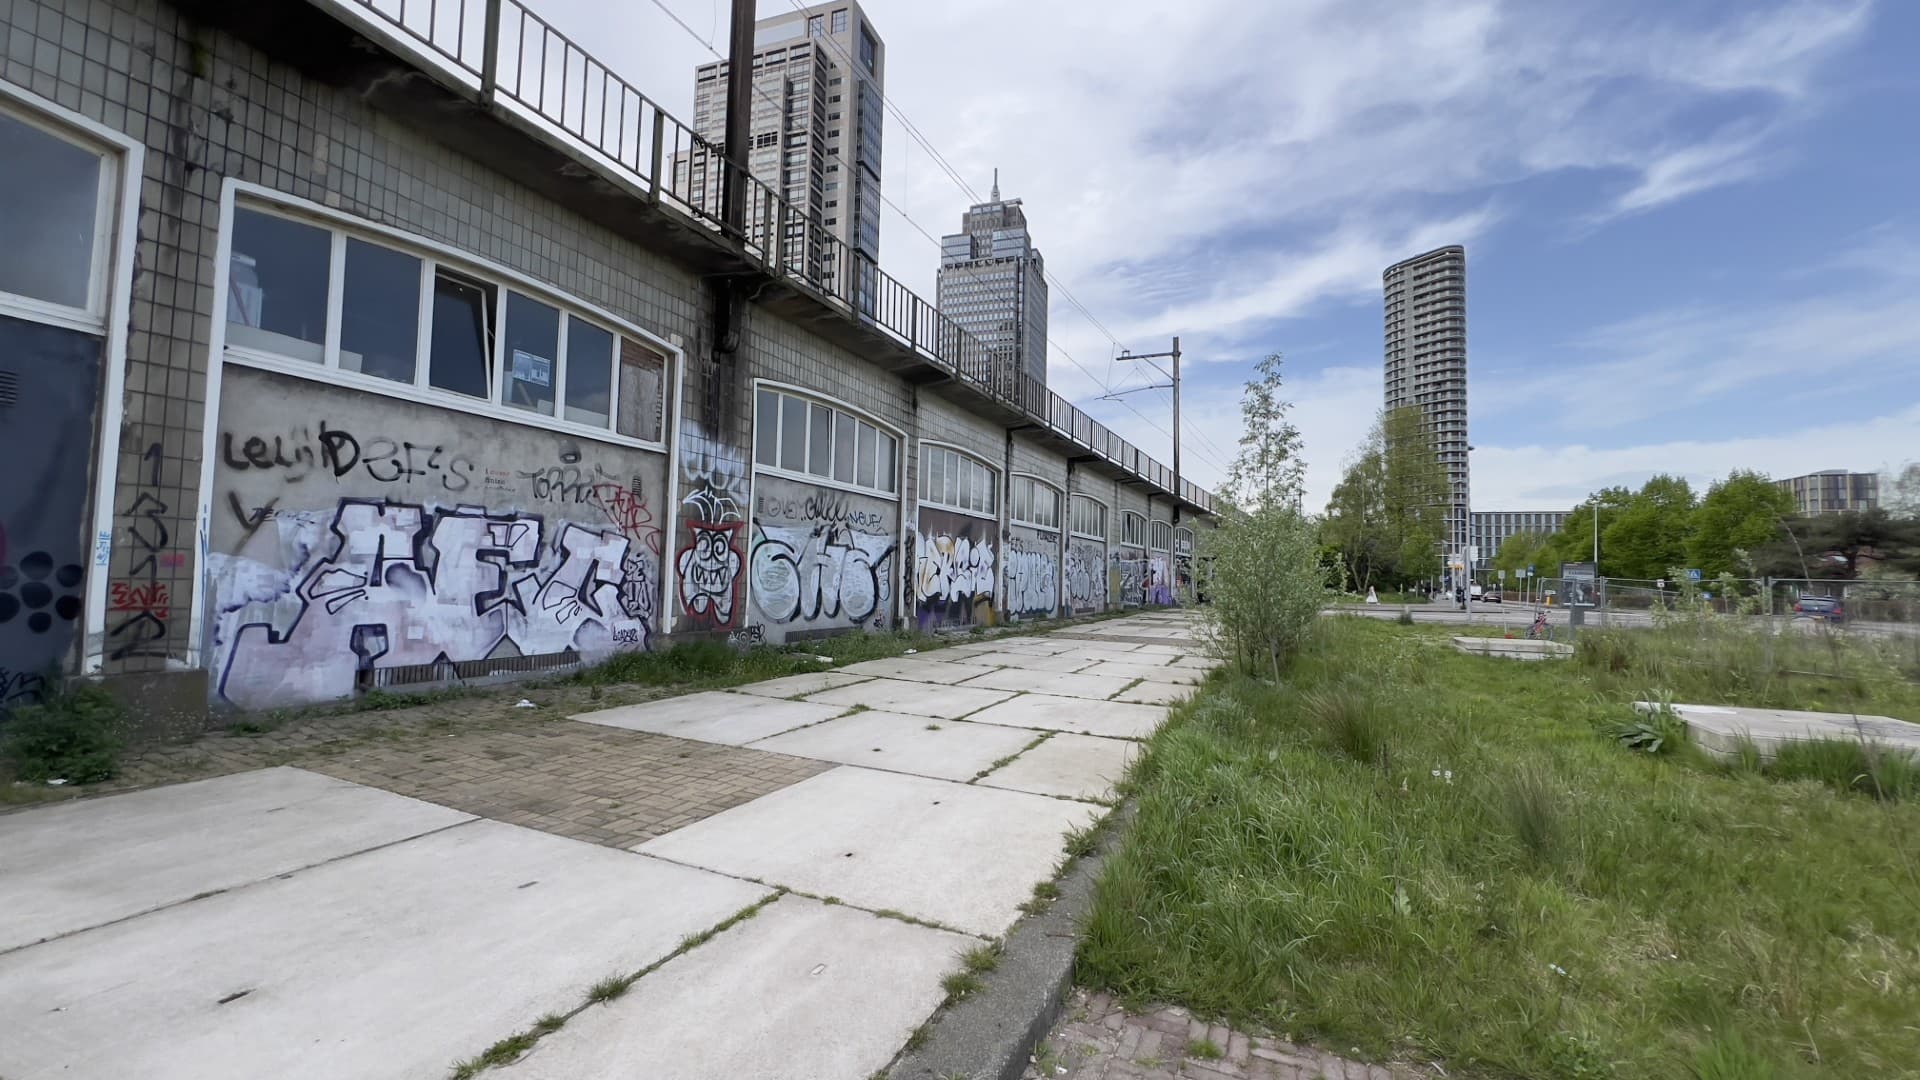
[[1686, 569, 1703, 581]]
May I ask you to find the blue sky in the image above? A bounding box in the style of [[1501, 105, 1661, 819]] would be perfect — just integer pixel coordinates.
[[550, 0, 1920, 510]]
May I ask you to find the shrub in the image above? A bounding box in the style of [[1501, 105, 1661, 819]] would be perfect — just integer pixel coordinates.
[[1195, 505, 1327, 678], [1499, 765, 1561, 863], [0, 678, 126, 784], [1304, 679, 1389, 769], [1605, 702, 1686, 755]]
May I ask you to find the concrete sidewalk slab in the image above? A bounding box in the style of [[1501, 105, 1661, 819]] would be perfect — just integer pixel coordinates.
[[978, 733, 1137, 801], [572, 692, 845, 744], [496, 894, 967, 1080], [959, 650, 1100, 672], [1075, 660, 1198, 684], [732, 671, 873, 699], [966, 694, 1168, 740], [802, 677, 1015, 719], [0, 819, 768, 1080], [838, 656, 1000, 684], [981, 637, 1080, 655], [959, 668, 1134, 701], [1113, 681, 1196, 706], [747, 712, 1038, 782], [638, 767, 1097, 936], [1635, 701, 1920, 762], [0, 766, 471, 952], [1127, 643, 1187, 656], [1165, 654, 1220, 670]]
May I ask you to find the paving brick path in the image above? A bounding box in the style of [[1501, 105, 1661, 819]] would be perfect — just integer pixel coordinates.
[[1029, 989, 1428, 1080]]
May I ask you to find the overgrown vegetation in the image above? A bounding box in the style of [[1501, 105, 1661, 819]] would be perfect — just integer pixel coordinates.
[[570, 629, 950, 690], [0, 678, 126, 784], [1193, 506, 1326, 679], [1080, 616, 1920, 1078]]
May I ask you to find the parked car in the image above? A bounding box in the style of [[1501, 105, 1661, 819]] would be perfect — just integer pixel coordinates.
[[1477, 588, 1502, 603], [1792, 595, 1846, 623]]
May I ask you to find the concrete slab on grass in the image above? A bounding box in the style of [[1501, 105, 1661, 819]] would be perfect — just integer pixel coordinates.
[[0, 820, 769, 1080], [731, 671, 873, 699], [1113, 681, 1196, 706], [959, 667, 1134, 701], [637, 767, 1098, 936], [1074, 660, 1198, 684], [1452, 636, 1572, 660], [747, 712, 1039, 782], [0, 766, 471, 952], [978, 733, 1137, 801], [802, 677, 1015, 719], [1635, 701, 1920, 763], [837, 656, 1000, 684], [572, 691, 845, 744], [964, 694, 1168, 740], [496, 894, 967, 1080]]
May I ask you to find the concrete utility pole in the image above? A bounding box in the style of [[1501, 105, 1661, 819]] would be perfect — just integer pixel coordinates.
[[1106, 336, 1183, 519], [721, 0, 756, 234]]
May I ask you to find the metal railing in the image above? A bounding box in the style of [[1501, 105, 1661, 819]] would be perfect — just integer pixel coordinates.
[[320, 0, 1215, 514]]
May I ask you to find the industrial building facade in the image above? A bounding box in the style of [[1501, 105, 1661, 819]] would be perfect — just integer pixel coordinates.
[[0, 0, 1212, 730]]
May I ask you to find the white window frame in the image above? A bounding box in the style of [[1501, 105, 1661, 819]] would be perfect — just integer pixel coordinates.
[[1150, 519, 1174, 552], [1009, 473, 1062, 532], [0, 97, 119, 334], [917, 440, 998, 520], [209, 181, 674, 454], [1120, 510, 1147, 548], [749, 379, 902, 501], [1070, 494, 1108, 542], [1174, 525, 1195, 556]]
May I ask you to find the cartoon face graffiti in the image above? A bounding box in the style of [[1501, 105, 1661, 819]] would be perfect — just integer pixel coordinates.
[[676, 521, 745, 626]]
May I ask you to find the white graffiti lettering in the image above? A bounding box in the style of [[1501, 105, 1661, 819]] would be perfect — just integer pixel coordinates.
[[1005, 540, 1058, 618], [1066, 540, 1107, 613], [750, 522, 896, 627]]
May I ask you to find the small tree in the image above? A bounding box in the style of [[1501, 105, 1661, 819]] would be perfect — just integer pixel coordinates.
[[1196, 507, 1326, 679], [1221, 352, 1306, 509]]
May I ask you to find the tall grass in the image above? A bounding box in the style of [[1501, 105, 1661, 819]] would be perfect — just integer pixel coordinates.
[[1080, 616, 1920, 1079]]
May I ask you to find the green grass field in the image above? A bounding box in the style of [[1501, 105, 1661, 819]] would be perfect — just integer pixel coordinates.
[[1080, 616, 1920, 1079]]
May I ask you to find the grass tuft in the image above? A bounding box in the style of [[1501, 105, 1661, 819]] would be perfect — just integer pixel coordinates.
[[940, 971, 984, 1003], [1186, 1038, 1222, 1060]]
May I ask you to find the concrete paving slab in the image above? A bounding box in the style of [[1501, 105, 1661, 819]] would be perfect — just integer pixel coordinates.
[[496, 894, 967, 1080], [959, 667, 1135, 701], [1165, 654, 1222, 670], [1113, 680, 1197, 706], [931, 642, 1001, 658], [572, 691, 845, 744], [837, 656, 1001, 684], [959, 649, 1101, 672], [802, 677, 1015, 719], [1634, 701, 1920, 763], [1453, 636, 1573, 660], [978, 733, 1137, 801], [731, 670, 873, 699], [981, 636, 1080, 655], [1075, 660, 1199, 684], [1126, 642, 1187, 656], [0, 766, 471, 952], [965, 693, 1169, 740], [0, 820, 769, 1080], [747, 712, 1039, 782], [638, 767, 1098, 936], [1051, 643, 1148, 662]]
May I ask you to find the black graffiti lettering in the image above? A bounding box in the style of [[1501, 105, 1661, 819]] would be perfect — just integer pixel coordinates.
[[242, 436, 274, 469], [318, 423, 361, 476], [227, 492, 279, 542], [123, 492, 171, 580], [106, 610, 169, 660], [144, 440, 163, 487]]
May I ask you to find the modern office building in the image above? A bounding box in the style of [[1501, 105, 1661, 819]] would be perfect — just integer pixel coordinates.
[[1775, 470, 1880, 515], [1471, 510, 1570, 563], [936, 173, 1049, 398], [1384, 245, 1470, 570], [683, 2, 884, 296]]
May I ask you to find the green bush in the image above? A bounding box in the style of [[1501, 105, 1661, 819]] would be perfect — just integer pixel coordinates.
[[1, 679, 126, 784], [1195, 505, 1327, 678]]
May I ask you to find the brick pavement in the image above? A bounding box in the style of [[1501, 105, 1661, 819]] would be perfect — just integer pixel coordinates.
[[1028, 989, 1430, 1080]]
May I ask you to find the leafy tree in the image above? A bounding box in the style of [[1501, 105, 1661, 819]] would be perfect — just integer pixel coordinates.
[[1221, 352, 1305, 509], [1600, 475, 1697, 581], [1320, 407, 1447, 591], [1686, 469, 1794, 577], [1491, 530, 1555, 577], [1884, 462, 1920, 520], [1549, 487, 1634, 576]]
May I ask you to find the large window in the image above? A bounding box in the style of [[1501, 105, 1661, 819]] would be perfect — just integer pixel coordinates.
[[754, 386, 898, 496], [223, 202, 669, 445], [1120, 511, 1147, 548], [1010, 475, 1061, 531], [920, 444, 996, 517], [1070, 495, 1107, 540], [0, 106, 113, 322], [1150, 520, 1174, 551]]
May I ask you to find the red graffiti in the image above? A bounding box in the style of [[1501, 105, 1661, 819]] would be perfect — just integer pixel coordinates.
[[589, 482, 660, 555], [108, 582, 171, 619], [675, 521, 745, 629]]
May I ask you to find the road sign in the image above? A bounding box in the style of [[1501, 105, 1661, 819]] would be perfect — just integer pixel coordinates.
[[1656, 578, 1666, 590], [1686, 569, 1703, 581], [1498, 569, 1507, 581], [1527, 564, 1535, 575]]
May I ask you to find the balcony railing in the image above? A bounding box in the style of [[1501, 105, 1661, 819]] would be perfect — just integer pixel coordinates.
[[315, 0, 1216, 515]]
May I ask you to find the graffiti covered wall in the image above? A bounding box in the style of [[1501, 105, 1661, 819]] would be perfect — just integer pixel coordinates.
[[208, 367, 666, 708], [1005, 526, 1059, 621], [748, 474, 898, 641], [1112, 547, 1147, 607], [675, 425, 749, 633], [915, 507, 997, 630], [1148, 553, 1175, 605], [1065, 538, 1107, 614]]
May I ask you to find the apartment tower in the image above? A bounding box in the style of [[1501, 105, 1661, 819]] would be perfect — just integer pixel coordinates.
[[685, 3, 884, 299], [1383, 245, 1470, 572], [936, 173, 1049, 398]]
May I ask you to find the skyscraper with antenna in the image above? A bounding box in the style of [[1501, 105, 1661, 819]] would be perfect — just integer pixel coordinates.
[[937, 170, 1050, 397]]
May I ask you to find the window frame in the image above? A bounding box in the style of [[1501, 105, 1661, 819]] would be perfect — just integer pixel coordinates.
[[917, 441, 999, 520], [211, 182, 675, 453], [0, 97, 119, 332], [1150, 520, 1174, 552], [1070, 494, 1108, 542], [1009, 473, 1062, 532], [750, 380, 902, 501], [1120, 511, 1148, 548]]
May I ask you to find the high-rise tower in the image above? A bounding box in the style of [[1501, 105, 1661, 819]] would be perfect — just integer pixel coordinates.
[[936, 172, 1049, 396], [1383, 245, 1469, 571]]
